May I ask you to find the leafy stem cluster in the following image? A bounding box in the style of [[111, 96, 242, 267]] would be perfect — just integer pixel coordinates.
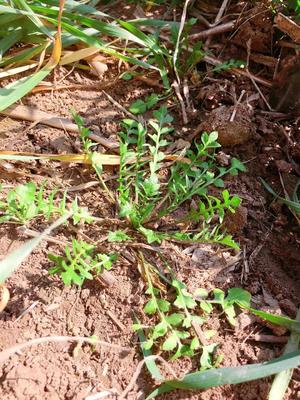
[[135, 272, 252, 369], [0, 182, 92, 225], [48, 239, 117, 286], [118, 106, 245, 248]]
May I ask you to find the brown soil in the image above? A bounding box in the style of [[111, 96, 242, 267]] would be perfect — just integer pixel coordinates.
[[0, 2, 300, 400]]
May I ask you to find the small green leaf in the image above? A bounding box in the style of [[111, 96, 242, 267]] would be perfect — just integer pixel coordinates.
[[200, 301, 213, 314], [157, 298, 171, 312], [194, 288, 209, 300], [122, 72, 134, 80], [144, 299, 157, 315], [224, 305, 236, 326], [139, 227, 163, 244], [165, 313, 184, 326], [214, 179, 225, 188], [143, 339, 154, 350], [152, 321, 168, 339], [204, 330, 217, 340], [226, 288, 251, 307], [145, 93, 159, 109], [190, 337, 200, 350], [231, 158, 246, 172], [162, 334, 178, 351], [108, 230, 132, 242], [200, 343, 219, 370], [132, 323, 142, 332], [129, 99, 147, 114]]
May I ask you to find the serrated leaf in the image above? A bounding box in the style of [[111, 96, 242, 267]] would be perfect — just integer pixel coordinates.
[[108, 230, 132, 242], [231, 158, 246, 172], [182, 316, 192, 328], [157, 298, 170, 312], [200, 343, 219, 370], [139, 227, 162, 244], [165, 313, 184, 326], [144, 299, 157, 315], [129, 99, 147, 114], [152, 321, 168, 339], [162, 334, 178, 351]]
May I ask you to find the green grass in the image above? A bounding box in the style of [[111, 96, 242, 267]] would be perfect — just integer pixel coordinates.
[[0, 0, 182, 108]]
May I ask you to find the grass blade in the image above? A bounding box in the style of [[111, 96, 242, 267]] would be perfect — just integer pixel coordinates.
[[0, 29, 23, 56], [260, 179, 300, 216], [268, 306, 300, 400], [0, 0, 64, 111], [11, 0, 53, 39], [135, 319, 164, 381], [0, 211, 72, 284], [238, 304, 300, 333], [146, 351, 300, 399]]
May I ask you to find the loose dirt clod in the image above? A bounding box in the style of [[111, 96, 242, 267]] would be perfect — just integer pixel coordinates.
[[223, 206, 248, 234], [198, 105, 254, 146]]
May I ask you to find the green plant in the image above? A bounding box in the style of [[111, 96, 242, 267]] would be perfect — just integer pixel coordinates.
[[213, 59, 245, 73], [138, 283, 300, 399], [118, 108, 244, 248], [0, 0, 183, 108], [129, 93, 160, 115], [134, 258, 206, 365], [72, 111, 115, 203], [261, 178, 300, 222], [146, 351, 300, 399], [107, 230, 133, 242], [0, 182, 92, 225], [134, 256, 253, 368], [271, 0, 300, 14], [48, 239, 116, 286]]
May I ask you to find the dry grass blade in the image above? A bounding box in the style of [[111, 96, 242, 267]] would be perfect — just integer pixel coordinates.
[[1, 104, 79, 133], [0, 335, 130, 363]]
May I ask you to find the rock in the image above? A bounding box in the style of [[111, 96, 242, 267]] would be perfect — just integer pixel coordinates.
[[199, 104, 253, 147]]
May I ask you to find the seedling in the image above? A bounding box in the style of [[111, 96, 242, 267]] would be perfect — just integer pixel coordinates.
[[73, 111, 115, 203], [48, 239, 116, 286], [107, 230, 133, 242], [136, 259, 252, 368], [0, 182, 92, 225], [213, 59, 245, 73], [129, 93, 160, 115], [261, 178, 300, 223]]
